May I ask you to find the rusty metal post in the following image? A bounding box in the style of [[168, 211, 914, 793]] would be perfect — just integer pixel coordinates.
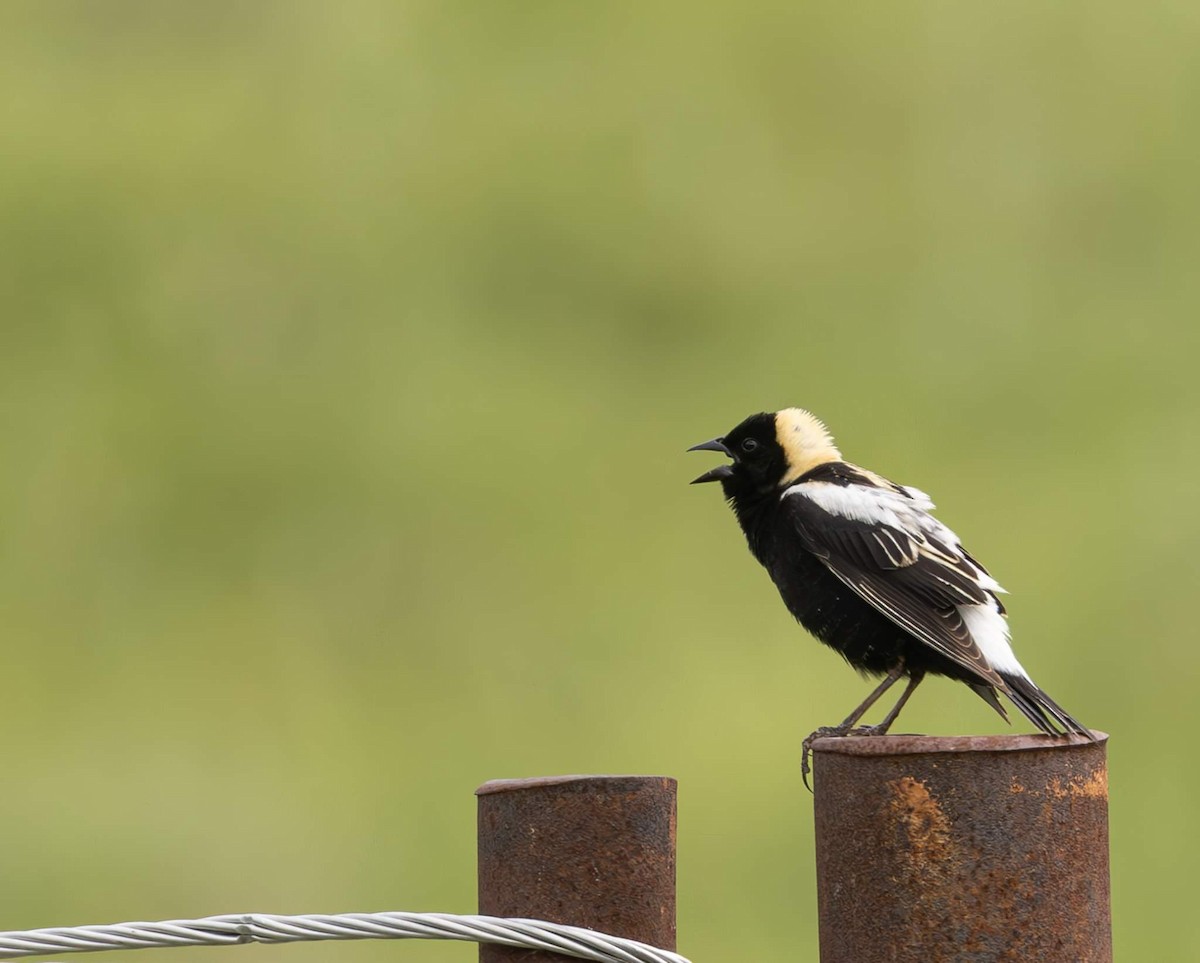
[[476, 775, 677, 963], [812, 733, 1110, 963]]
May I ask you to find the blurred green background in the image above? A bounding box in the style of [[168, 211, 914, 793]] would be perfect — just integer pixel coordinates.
[[1, 2, 1196, 960]]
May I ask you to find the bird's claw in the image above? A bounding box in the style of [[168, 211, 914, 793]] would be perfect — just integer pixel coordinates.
[[800, 724, 880, 792]]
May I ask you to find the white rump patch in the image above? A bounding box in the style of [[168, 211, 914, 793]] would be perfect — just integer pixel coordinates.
[[958, 602, 1028, 678]]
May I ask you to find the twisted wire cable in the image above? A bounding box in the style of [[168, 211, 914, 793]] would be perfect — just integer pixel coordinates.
[[0, 911, 691, 963]]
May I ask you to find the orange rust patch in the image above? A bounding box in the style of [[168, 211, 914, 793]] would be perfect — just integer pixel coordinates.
[[887, 775, 953, 868], [1046, 766, 1108, 800]]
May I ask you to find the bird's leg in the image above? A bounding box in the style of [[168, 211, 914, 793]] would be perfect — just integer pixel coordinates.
[[835, 664, 906, 729], [801, 662, 906, 790], [863, 669, 925, 735]]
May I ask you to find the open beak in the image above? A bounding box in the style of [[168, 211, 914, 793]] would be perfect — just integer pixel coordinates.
[[687, 437, 734, 484]]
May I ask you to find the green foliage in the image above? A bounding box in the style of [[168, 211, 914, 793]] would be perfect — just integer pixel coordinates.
[[1, 3, 1195, 960]]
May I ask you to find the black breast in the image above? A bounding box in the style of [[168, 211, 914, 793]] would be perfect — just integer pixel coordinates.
[[741, 494, 919, 676]]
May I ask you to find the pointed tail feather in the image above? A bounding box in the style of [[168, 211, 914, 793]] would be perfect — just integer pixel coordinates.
[[968, 682, 1010, 723], [1000, 672, 1096, 740]]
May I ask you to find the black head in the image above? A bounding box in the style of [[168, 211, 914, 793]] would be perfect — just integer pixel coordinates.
[[688, 408, 842, 496], [687, 412, 787, 494]]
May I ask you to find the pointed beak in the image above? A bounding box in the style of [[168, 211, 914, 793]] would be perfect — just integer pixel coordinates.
[[687, 437, 734, 484]]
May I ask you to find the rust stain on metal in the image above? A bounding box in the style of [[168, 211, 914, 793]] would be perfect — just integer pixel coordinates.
[[1011, 767, 1108, 800], [813, 733, 1111, 963], [477, 775, 676, 963], [1046, 768, 1109, 799], [887, 776, 953, 873]]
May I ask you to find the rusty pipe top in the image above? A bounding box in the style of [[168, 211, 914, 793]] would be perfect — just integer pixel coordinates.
[[476, 774, 675, 795], [811, 731, 1107, 757]]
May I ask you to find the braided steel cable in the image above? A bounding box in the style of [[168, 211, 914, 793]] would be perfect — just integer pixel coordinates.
[[0, 911, 691, 963]]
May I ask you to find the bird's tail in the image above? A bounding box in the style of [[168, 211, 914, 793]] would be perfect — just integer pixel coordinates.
[[999, 672, 1096, 740]]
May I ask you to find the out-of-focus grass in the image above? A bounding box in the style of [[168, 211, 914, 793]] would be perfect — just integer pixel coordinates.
[[1, 3, 1197, 960]]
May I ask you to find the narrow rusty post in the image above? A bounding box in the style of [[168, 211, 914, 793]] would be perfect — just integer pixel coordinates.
[[812, 733, 1110, 963], [476, 775, 677, 963]]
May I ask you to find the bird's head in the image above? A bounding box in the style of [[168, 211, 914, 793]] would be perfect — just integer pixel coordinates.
[[688, 408, 842, 493]]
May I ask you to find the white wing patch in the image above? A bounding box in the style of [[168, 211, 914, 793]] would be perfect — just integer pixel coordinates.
[[900, 486, 935, 510], [786, 477, 1026, 679], [793, 481, 908, 529]]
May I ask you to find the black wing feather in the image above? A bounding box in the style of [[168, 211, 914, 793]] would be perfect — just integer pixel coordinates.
[[784, 491, 1007, 690]]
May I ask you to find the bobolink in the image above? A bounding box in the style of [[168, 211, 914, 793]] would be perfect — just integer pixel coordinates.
[[689, 408, 1090, 779]]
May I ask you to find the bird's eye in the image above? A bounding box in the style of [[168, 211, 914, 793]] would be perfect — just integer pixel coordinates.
[[741, 438, 759, 453]]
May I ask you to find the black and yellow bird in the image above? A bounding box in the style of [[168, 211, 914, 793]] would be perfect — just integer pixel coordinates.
[[689, 408, 1090, 778]]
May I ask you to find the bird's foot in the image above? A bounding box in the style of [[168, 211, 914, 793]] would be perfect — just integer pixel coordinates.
[[800, 724, 881, 792]]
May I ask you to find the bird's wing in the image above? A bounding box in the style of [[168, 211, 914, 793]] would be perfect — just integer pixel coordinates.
[[782, 473, 1017, 690]]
